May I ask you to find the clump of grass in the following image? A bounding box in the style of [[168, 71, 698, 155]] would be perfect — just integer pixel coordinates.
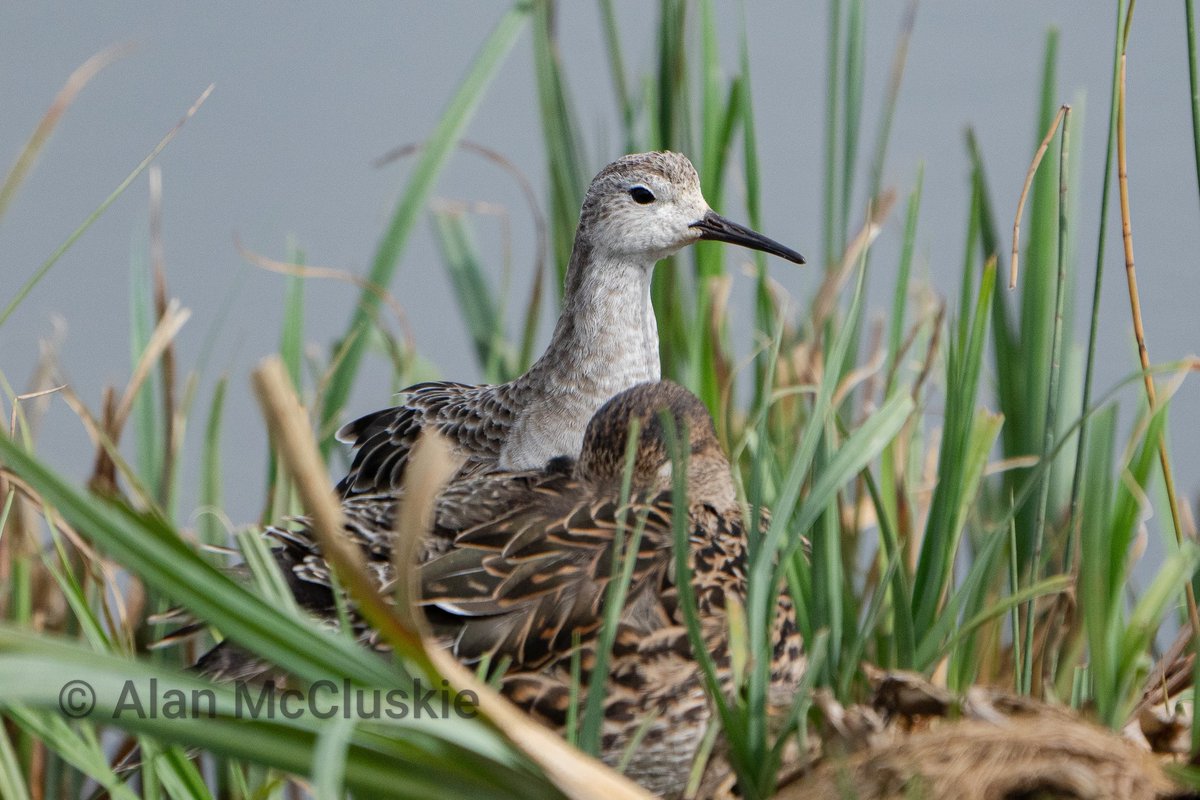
[[1, 1, 1198, 798]]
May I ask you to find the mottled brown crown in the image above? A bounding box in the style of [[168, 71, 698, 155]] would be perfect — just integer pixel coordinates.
[[576, 380, 725, 492], [593, 150, 699, 187], [576, 151, 699, 227]]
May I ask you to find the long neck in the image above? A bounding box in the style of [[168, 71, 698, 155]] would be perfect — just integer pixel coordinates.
[[499, 239, 661, 469], [522, 239, 661, 396]]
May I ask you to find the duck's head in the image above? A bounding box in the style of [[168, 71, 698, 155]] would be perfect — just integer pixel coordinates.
[[577, 380, 736, 509]]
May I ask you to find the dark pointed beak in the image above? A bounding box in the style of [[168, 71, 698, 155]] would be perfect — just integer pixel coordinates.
[[689, 210, 805, 264]]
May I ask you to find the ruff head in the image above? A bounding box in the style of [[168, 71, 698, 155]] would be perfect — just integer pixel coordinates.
[[575, 151, 805, 265], [577, 380, 736, 507]]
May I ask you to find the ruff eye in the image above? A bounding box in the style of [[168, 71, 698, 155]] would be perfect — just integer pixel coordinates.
[[629, 186, 656, 205]]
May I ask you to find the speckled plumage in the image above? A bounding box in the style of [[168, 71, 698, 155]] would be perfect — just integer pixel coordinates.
[[332, 152, 803, 559], [189, 383, 806, 799], [181, 151, 807, 793], [419, 382, 805, 799]]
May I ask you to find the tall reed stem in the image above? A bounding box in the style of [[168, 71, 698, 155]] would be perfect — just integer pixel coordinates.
[[1115, 6, 1200, 640]]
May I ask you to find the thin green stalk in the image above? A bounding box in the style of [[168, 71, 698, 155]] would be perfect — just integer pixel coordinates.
[[662, 419, 752, 796], [1065, 0, 1126, 567], [0, 489, 13, 548], [655, 0, 688, 149], [320, 7, 529, 453], [839, 0, 865, 253], [650, 0, 693, 378], [857, 460, 915, 671], [577, 419, 645, 755], [280, 250, 306, 390], [886, 164, 923, 384], [1188, 0, 1200, 202], [867, 0, 918, 204], [0, 85, 212, 329], [130, 252, 162, 500], [983, 359, 1193, 566], [0, 719, 31, 800], [736, 8, 777, 408], [565, 632, 582, 746], [1009, 512, 1023, 693], [811, 434, 844, 682], [597, 0, 635, 147], [532, 0, 588, 291], [1113, 0, 1199, 642], [822, 0, 843, 269], [0, 45, 130, 225], [699, 0, 723, 215], [1194, 634, 1200, 752], [1011, 30, 1061, 568], [1022, 106, 1071, 695], [959, 183, 980, 352], [911, 261, 996, 634]]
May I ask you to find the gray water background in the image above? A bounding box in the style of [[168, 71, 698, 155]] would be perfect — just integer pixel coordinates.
[[1, 4, 1196, 563]]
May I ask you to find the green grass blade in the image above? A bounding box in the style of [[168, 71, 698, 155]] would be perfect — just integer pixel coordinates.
[[0, 631, 551, 800], [532, 0, 588, 290], [912, 262, 997, 633], [0, 85, 212, 329], [279, 251, 306, 391], [809, 438, 844, 682], [130, 250, 164, 500], [795, 393, 913, 549], [312, 716, 356, 800], [1001, 30, 1068, 568], [0, 46, 129, 225], [1022, 106, 1072, 693], [839, 0, 865, 245], [1188, 0, 1200, 201], [578, 420, 645, 755], [234, 528, 298, 614], [859, 465, 915, 672], [6, 706, 142, 800], [0, 429, 399, 687], [886, 164, 923, 383], [822, 0, 843, 269], [867, 1, 917, 203], [597, 0, 635, 145], [1066, 0, 1126, 563], [0, 721, 32, 800], [151, 747, 210, 800], [198, 378, 228, 550], [320, 6, 530, 451], [431, 210, 514, 383], [662, 421, 753, 796], [1117, 543, 1200, 704]]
